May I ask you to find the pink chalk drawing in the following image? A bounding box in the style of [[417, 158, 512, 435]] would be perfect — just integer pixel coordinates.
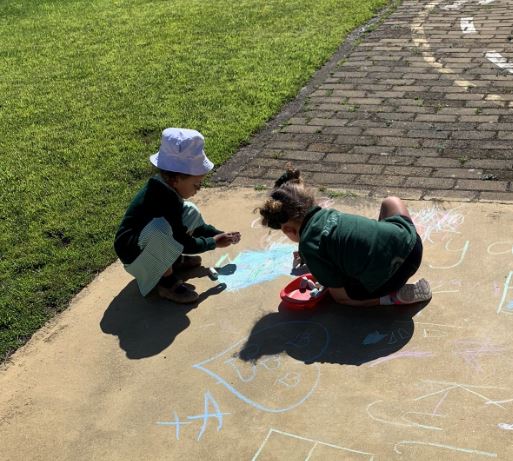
[[367, 349, 434, 368], [411, 206, 465, 243], [452, 338, 508, 372]]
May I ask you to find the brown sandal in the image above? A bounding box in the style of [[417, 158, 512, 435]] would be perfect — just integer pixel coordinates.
[[158, 281, 199, 304]]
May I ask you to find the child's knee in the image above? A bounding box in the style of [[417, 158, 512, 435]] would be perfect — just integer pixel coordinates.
[[381, 196, 402, 209]]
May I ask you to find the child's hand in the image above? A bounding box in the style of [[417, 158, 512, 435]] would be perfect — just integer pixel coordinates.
[[228, 232, 241, 244], [292, 251, 304, 269], [214, 232, 241, 248]]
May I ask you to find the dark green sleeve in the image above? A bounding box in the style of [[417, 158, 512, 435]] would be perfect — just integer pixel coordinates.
[[192, 223, 223, 238], [300, 245, 346, 288]]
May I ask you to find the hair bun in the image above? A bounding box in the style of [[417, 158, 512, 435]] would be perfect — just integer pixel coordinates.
[[274, 168, 301, 188], [260, 198, 289, 229]]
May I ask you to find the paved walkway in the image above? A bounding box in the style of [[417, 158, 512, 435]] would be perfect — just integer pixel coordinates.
[[2, 190, 513, 460], [214, 0, 513, 202]]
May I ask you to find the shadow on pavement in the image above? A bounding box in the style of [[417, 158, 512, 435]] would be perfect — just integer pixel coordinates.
[[238, 300, 429, 366], [100, 279, 226, 359]]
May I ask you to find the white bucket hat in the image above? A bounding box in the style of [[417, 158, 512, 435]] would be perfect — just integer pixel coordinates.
[[149, 128, 214, 175]]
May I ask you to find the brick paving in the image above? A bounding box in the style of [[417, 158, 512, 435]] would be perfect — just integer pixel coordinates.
[[213, 0, 513, 201]]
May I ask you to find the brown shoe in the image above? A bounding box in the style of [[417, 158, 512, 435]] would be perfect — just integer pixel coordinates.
[[173, 255, 202, 271], [158, 282, 199, 304]]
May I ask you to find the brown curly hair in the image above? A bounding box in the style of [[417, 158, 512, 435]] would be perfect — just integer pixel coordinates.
[[259, 169, 315, 229]]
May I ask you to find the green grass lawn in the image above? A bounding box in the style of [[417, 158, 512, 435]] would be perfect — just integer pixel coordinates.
[[0, 0, 389, 360]]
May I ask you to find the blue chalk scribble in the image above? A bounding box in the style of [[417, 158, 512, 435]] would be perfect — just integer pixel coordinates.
[[218, 243, 296, 291]]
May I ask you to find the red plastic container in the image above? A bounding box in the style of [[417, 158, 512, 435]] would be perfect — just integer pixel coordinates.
[[280, 273, 328, 310]]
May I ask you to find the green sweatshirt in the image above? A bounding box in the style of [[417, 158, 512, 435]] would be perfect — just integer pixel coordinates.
[[114, 177, 221, 264], [298, 207, 417, 292]]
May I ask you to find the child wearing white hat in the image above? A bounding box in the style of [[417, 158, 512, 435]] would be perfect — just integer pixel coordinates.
[[114, 128, 241, 303]]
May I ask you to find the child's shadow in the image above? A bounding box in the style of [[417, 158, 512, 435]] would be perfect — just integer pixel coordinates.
[[238, 300, 429, 366], [100, 279, 226, 359]]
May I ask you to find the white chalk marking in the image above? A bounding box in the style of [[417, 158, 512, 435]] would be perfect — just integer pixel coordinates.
[[498, 423, 513, 430], [432, 389, 450, 416], [419, 321, 464, 337], [441, 0, 467, 10], [487, 398, 513, 405], [251, 217, 263, 229], [487, 241, 513, 255], [214, 253, 229, 267], [416, 321, 462, 329], [251, 428, 374, 461], [415, 380, 508, 409], [423, 329, 448, 338], [442, 0, 495, 8], [412, 0, 508, 107], [429, 239, 469, 269], [394, 440, 496, 457], [366, 400, 442, 431], [401, 411, 447, 428], [486, 52, 513, 74], [460, 17, 476, 34], [305, 442, 319, 461]]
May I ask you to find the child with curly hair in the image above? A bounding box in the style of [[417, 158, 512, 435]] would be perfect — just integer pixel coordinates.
[[258, 169, 431, 306]]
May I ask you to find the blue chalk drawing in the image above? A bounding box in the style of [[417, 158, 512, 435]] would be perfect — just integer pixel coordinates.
[[187, 391, 230, 441], [497, 271, 513, 314], [217, 243, 296, 291], [157, 392, 229, 441], [192, 321, 330, 413], [363, 331, 388, 345], [156, 411, 191, 440]]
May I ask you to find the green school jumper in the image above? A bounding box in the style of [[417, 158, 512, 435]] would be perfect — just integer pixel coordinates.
[[298, 207, 417, 292], [114, 176, 221, 295]]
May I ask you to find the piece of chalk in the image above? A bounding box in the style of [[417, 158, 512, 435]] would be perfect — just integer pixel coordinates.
[[310, 286, 325, 298], [208, 267, 219, 280]]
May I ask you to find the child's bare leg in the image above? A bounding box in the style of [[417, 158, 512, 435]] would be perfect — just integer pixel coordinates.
[[328, 287, 380, 307], [158, 266, 198, 304], [378, 196, 411, 221]]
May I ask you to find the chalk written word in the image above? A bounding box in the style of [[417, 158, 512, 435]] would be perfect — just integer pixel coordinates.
[[430, 239, 513, 273], [193, 321, 329, 413], [428, 238, 469, 270], [157, 391, 229, 441]]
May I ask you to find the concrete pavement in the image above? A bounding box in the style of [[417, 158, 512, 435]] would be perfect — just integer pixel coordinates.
[[2, 189, 513, 460]]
